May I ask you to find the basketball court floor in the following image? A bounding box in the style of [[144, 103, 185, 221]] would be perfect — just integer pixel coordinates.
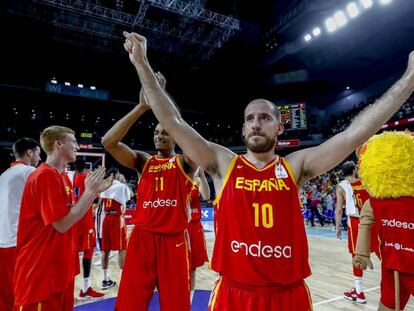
[[74, 222, 414, 310]]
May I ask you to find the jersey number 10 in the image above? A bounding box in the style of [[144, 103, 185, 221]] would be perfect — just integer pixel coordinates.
[[252, 203, 274, 228]]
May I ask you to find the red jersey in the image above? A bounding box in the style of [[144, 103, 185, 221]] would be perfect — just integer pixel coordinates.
[[73, 172, 86, 201], [73, 172, 94, 234], [351, 180, 370, 213], [371, 197, 414, 274], [103, 198, 123, 215], [211, 155, 311, 286], [14, 163, 79, 305], [189, 184, 202, 222], [134, 155, 193, 234], [350, 180, 379, 254]]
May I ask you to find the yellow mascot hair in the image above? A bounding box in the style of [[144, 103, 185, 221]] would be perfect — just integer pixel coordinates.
[[359, 131, 414, 199]]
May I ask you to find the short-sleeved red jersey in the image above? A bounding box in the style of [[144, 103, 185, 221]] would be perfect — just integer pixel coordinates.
[[371, 197, 414, 274], [14, 163, 78, 305], [134, 155, 193, 234], [211, 155, 311, 286]]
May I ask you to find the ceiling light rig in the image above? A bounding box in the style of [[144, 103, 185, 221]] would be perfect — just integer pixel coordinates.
[[303, 0, 392, 43], [49, 78, 98, 90]]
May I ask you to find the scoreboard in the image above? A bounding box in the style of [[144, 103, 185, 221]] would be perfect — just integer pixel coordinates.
[[277, 103, 307, 130]]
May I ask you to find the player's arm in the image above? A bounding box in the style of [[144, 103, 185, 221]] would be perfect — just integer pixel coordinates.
[[53, 167, 113, 233], [335, 185, 345, 239], [353, 200, 375, 270], [102, 90, 150, 172], [196, 168, 210, 200], [287, 51, 414, 183], [122, 31, 234, 179]]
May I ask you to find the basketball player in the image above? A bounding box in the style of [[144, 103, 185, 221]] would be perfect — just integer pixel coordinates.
[[72, 159, 105, 300], [122, 31, 414, 310], [0, 138, 41, 311], [13, 126, 112, 311], [188, 167, 210, 301], [100, 167, 131, 290], [102, 77, 197, 310], [335, 161, 371, 303]]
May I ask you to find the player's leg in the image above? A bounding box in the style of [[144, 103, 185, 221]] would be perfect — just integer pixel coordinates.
[[157, 232, 191, 311], [115, 228, 157, 311]]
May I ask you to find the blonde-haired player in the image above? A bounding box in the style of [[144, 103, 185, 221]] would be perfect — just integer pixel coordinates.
[[13, 126, 112, 310]]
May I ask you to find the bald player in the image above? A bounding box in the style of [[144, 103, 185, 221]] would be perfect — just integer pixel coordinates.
[[123, 31, 414, 310]]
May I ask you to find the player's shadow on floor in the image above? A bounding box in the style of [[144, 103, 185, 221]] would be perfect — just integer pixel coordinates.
[[74, 290, 211, 310]]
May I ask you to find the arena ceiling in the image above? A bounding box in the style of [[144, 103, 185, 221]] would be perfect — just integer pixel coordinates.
[[1, 0, 414, 117]]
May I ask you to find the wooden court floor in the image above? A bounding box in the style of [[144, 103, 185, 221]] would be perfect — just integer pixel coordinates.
[[75, 225, 414, 310]]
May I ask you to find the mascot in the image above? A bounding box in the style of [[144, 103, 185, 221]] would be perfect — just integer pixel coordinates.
[[353, 131, 414, 310]]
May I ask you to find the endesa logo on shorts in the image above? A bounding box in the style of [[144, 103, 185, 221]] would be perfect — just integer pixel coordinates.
[[143, 198, 178, 209], [381, 218, 414, 230], [231, 240, 291, 259]]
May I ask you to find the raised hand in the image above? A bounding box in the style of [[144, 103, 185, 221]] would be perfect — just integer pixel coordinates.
[[85, 166, 113, 194], [155, 71, 167, 89], [138, 71, 167, 109], [407, 50, 414, 73], [98, 174, 114, 193], [123, 31, 148, 68]]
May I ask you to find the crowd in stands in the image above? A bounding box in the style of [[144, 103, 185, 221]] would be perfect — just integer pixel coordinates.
[[328, 95, 414, 135], [2, 91, 413, 155], [300, 169, 341, 228], [1, 87, 413, 191]]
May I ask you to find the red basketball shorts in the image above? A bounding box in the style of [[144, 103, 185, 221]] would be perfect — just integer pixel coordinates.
[[101, 215, 126, 252], [115, 228, 191, 311], [188, 221, 208, 270], [209, 276, 313, 311]]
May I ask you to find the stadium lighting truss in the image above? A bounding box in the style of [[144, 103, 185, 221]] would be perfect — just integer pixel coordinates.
[[32, 0, 240, 60]]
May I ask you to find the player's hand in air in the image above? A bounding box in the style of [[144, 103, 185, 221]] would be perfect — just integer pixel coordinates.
[[85, 166, 113, 194]]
